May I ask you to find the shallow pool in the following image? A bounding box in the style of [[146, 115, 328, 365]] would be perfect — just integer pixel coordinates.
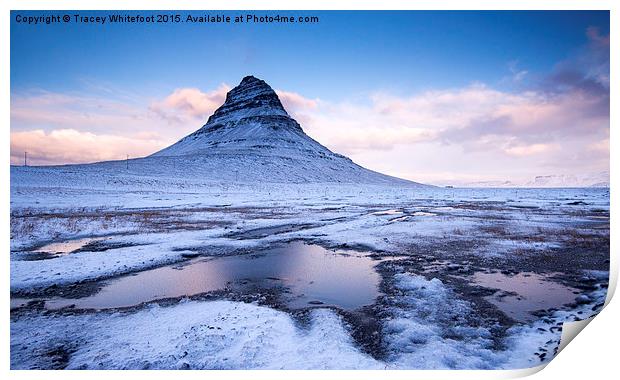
[[39, 241, 382, 311], [472, 271, 579, 322]]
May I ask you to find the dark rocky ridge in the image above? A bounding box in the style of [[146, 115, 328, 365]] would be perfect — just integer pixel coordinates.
[[206, 76, 290, 124]]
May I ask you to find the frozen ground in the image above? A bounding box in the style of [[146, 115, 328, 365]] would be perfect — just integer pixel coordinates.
[[10, 171, 610, 370]]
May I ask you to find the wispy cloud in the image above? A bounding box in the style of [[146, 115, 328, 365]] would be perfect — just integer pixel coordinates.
[[507, 60, 528, 82], [542, 25, 610, 97]]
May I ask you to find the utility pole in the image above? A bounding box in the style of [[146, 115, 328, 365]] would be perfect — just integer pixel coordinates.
[[24, 151, 27, 167], [126, 154, 129, 170]]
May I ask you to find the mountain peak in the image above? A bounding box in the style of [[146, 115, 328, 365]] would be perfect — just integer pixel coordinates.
[[239, 75, 262, 85], [236, 75, 271, 93], [206, 75, 287, 125]]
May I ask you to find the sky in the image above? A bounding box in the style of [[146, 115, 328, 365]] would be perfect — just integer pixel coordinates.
[[10, 10, 610, 185]]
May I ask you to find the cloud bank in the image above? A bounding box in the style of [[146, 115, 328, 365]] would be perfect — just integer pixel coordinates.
[[11, 129, 165, 165]]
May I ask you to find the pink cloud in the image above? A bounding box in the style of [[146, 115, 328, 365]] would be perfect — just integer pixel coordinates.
[[10, 129, 166, 166], [275, 90, 319, 111], [149, 85, 230, 122]]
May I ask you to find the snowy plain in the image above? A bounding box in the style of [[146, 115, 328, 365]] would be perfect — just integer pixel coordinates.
[[9, 165, 610, 370]]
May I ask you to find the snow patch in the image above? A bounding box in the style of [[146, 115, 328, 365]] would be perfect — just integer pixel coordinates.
[[11, 300, 382, 370]]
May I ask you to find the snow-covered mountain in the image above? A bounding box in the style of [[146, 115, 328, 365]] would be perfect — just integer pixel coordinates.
[[146, 75, 424, 185], [153, 76, 321, 159], [11, 76, 427, 187]]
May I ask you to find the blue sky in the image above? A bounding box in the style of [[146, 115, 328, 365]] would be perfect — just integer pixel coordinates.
[[11, 11, 609, 98], [10, 11, 610, 185]]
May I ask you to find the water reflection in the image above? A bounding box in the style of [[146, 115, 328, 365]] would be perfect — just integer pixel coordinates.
[[45, 241, 381, 310], [35, 237, 103, 255], [472, 271, 578, 322]]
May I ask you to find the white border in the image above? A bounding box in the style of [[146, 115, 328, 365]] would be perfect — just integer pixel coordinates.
[[2, 1, 616, 379]]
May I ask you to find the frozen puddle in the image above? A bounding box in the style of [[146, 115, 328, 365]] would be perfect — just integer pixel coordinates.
[[472, 271, 579, 322], [25, 242, 382, 311], [14, 237, 105, 261], [35, 238, 102, 255]]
